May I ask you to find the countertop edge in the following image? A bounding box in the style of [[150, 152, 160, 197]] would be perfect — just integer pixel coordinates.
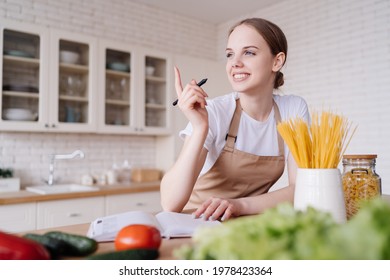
[[0, 181, 161, 205]]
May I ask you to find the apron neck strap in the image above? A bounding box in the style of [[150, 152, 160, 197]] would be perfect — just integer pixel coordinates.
[[224, 98, 242, 152], [224, 98, 285, 156], [273, 100, 285, 156]]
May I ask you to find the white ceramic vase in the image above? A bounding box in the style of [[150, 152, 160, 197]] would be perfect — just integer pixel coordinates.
[[294, 168, 347, 223]]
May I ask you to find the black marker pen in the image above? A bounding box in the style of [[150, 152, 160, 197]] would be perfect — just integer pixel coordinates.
[[172, 78, 208, 106]]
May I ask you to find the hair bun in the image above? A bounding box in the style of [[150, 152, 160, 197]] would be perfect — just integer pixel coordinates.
[[274, 71, 284, 89]]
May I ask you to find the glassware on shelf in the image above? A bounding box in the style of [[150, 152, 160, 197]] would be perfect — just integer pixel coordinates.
[[119, 77, 128, 98], [107, 79, 120, 99], [106, 77, 127, 100], [114, 111, 123, 125], [145, 110, 159, 127], [65, 105, 81, 123], [60, 74, 85, 96]]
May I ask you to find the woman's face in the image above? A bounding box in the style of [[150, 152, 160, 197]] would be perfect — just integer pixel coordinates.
[[225, 24, 277, 95]]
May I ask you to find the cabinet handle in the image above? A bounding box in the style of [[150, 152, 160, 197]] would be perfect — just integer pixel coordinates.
[[45, 123, 49, 128], [51, 124, 56, 128], [68, 213, 81, 217], [136, 202, 145, 207]]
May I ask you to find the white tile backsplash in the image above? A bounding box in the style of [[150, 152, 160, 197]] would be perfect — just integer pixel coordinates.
[[0, 132, 155, 186]]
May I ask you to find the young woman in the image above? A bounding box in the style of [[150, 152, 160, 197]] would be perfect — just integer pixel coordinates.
[[160, 18, 310, 221]]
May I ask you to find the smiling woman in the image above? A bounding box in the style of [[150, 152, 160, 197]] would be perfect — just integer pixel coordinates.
[[160, 18, 310, 222]]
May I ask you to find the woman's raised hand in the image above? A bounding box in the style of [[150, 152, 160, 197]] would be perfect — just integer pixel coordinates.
[[174, 66, 209, 130]]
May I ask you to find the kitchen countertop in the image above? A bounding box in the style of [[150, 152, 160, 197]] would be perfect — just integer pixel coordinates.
[[0, 181, 160, 205], [24, 222, 189, 260], [1, 183, 388, 206]]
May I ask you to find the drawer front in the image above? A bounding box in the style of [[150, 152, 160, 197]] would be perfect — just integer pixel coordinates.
[[37, 197, 104, 229], [0, 203, 36, 233], [105, 191, 162, 215]]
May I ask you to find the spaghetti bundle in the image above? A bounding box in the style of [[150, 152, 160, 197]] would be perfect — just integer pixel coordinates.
[[277, 112, 356, 168]]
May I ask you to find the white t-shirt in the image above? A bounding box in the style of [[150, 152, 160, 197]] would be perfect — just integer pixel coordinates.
[[180, 92, 310, 176]]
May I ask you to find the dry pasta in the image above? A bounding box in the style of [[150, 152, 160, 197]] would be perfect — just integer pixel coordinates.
[[342, 169, 381, 219], [277, 111, 356, 169]]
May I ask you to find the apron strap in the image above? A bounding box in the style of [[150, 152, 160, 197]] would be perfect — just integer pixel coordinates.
[[224, 98, 285, 156], [273, 101, 285, 156], [224, 99, 242, 152]]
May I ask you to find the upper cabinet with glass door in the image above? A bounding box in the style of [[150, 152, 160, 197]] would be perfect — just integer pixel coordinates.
[[49, 29, 97, 132], [142, 50, 172, 135], [0, 20, 49, 131], [98, 40, 135, 133]]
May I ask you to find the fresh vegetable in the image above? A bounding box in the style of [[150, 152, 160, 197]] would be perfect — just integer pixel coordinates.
[[86, 248, 159, 260], [44, 231, 98, 256], [0, 231, 50, 260], [115, 224, 161, 251], [23, 233, 69, 259], [175, 198, 390, 260]]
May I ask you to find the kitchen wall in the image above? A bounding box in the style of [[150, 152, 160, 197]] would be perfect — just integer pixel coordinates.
[[0, 0, 217, 186], [217, 0, 390, 194]]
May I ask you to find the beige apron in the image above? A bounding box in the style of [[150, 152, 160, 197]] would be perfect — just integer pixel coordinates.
[[185, 98, 285, 209]]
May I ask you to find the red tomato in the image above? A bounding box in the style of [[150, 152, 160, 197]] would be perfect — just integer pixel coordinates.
[[0, 231, 50, 260], [115, 224, 161, 251]]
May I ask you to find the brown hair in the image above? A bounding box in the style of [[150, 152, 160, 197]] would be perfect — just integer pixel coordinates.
[[229, 18, 288, 89]]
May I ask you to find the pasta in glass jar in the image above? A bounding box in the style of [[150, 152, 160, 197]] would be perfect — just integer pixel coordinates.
[[342, 154, 381, 219]]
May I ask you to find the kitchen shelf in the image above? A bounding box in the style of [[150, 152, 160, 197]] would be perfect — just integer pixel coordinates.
[[59, 95, 89, 102], [145, 103, 166, 109], [105, 69, 131, 78], [3, 55, 40, 67], [146, 76, 166, 83], [2, 91, 39, 99], [59, 63, 89, 74], [105, 99, 130, 106]]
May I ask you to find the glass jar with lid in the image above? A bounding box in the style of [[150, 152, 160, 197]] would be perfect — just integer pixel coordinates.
[[342, 154, 382, 219]]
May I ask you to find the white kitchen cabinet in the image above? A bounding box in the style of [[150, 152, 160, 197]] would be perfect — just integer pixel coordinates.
[[1, 20, 173, 135], [97, 40, 137, 133], [137, 48, 173, 135], [48, 29, 98, 132], [105, 191, 162, 215], [97, 43, 173, 135], [0, 20, 49, 131], [36, 196, 104, 229], [0, 21, 98, 133], [0, 202, 36, 233]]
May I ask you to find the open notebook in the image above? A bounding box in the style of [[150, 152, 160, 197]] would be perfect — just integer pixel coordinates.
[[87, 211, 221, 241]]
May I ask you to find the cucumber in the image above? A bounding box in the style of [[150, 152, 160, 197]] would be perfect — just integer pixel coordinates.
[[44, 231, 98, 257], [86, 249, 159, 260], [23, 233, 70, 259]]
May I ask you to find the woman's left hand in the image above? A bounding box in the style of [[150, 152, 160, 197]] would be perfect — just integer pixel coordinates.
[[192, 197, 240, 222]]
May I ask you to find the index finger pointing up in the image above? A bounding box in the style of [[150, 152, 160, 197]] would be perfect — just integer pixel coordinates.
[[174, 66, 184, 98]]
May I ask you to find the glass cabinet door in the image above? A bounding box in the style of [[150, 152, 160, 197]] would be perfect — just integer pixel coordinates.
[[98, 41, 134, 133], [58, 40, 89, 124], [105, 49, 131, 127], [49, 29, 97, 132], [0, 21, 49, 131], [143, 52, 172, 134]]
